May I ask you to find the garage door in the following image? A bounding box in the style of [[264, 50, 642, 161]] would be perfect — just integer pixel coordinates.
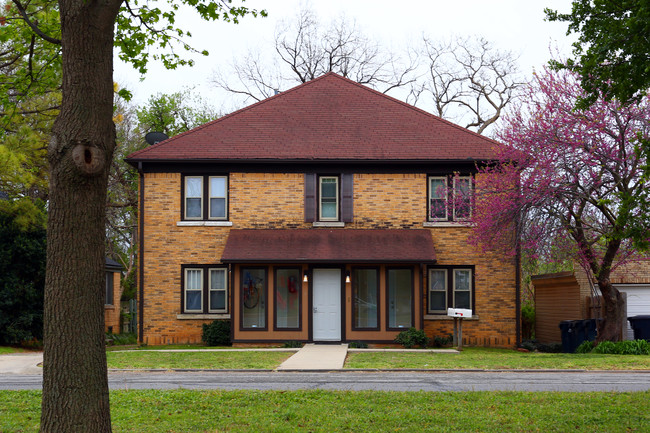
[[615, 285, 650, 340]]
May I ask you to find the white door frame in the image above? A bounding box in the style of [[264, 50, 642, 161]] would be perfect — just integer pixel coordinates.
[[312, 268, 342, 342]]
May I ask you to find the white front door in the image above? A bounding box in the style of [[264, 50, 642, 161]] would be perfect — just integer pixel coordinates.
[[312, 268, 342, 341]]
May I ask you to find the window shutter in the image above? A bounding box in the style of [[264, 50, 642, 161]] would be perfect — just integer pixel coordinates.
[[341, 173, 354, 223], [304, 173, 316, 222]]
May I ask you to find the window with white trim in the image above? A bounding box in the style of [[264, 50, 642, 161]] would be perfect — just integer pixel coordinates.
[[319, 176, 339, 221], [429, 177, 448, 220], [428, 267, 473, 314], [453, 176, 472, 220], [183, 175, 228, 220], [182, 266, 229, 314], [427, 175, 473, 221]]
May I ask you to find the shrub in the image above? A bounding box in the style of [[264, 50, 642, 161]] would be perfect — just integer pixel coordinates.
[[592, 339, 649, 355], [348, 341, 368, 349], [520, 339, 537, 352], [202, 320, 231, 346], [282, 341, 303, 348], [105, 333, 137, 346], [536, 343, 563, 353], [394, 327, 429, 348], [521, 301, 535, 340], [575, 340, 595, 354], [433, 334, 454, 348]]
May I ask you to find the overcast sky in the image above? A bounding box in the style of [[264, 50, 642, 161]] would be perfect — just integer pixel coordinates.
[[113, 0, 577, 110]]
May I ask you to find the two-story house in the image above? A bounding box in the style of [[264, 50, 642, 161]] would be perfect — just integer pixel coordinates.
[[126, 73, 519, 347]]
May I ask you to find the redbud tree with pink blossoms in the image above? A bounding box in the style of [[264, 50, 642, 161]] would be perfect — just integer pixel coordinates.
[[472, 67, 650, 342]]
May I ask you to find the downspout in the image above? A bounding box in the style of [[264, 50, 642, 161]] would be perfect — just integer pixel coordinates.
[[138, 163, 145, 343], [515, 245, 521, 347], [419, 263, 424, 331]]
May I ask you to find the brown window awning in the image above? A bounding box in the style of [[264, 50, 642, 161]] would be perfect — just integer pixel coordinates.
[[221, 229, 437, 264]]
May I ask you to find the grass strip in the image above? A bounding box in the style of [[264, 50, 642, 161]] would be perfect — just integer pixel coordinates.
[[1, 390, 648, 432], [345, 347, 650, 370], [106, 350, 292, 369]]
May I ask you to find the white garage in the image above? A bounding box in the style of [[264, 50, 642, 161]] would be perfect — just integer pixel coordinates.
[[615, 284, 650, 340]]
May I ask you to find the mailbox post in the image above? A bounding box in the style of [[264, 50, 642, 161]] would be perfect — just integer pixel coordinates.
[[448, 308, 472, 350]]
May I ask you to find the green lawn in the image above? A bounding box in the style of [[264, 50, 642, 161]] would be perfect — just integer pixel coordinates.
[[1, 390, 648, 432], [0, 347, 30, 355], [106, 350, 293, 369], [345, 347, 650, 370]]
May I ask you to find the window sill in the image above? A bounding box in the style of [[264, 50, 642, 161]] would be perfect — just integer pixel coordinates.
[[177, 313, 231, 320], [104, 305, 115, 309], [312, 221, 345, 228], [422, 221, 475, 228], [177, 221, 233, 227], [424, 314, 479, 321]]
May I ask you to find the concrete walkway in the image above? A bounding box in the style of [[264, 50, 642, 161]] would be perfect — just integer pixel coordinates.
[[0, 352, 43, 375], [277, 344, 349, 371]]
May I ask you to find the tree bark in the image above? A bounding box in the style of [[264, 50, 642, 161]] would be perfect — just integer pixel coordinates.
[[41, 0, 122, 431], [597, 279, 626, 342]]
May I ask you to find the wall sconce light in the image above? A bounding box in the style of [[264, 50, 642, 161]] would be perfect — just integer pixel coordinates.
[[345, 271, 351, 284], [303, 271, 309, 283]]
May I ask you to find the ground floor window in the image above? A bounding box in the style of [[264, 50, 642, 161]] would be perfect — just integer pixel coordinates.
[[242, 268, 267, 329], [182, 265, 228, 314], [427, 266, 473, 314], [387, 268, 413, 329], [352, 268, 379, 329], [275, 268, 301, 329]]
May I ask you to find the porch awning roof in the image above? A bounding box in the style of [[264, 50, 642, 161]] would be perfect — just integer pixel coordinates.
[[221, 229, 437, 264]]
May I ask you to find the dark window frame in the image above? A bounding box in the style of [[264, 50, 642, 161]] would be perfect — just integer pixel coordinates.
[[273, 267, 303, 331], [240, 266, 269, 331], [351, 266, 381, 331], [305, 173, 353, 223], [426, 265, 475, 315], [181, 174, 229, 221], [385, 267, 415, 331], [180, 264, 229, 314]]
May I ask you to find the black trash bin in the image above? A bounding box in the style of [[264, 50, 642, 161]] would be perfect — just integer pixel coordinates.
[[583, 318, 599, 342], [627, 315, 650, 340], [559, 320, 578, 353]]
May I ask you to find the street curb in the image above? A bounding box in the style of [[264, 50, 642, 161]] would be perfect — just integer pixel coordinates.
[[106, 368, 650, 374]]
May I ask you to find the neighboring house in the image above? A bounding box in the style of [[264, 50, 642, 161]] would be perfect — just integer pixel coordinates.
[[126, 73, 518, 347], [105, 258, 123, 334], [532, 259, 650, 342]]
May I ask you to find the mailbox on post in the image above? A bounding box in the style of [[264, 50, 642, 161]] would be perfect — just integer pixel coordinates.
[[448, 308, 472, 350]]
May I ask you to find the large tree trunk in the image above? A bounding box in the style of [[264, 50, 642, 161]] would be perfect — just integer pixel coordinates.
[[597, 278, 626, 342], [41, 0, 122, 431]]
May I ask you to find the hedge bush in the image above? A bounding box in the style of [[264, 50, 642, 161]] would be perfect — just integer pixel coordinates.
[[202, 320, 231, 346]]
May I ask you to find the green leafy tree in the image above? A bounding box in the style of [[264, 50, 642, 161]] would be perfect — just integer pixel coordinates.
[[2, 0, 265, 431], [545, 0, 650, 108], [546, 1, 650, 252], [136, 89, 219, 137], [0, 199, 46, 345]]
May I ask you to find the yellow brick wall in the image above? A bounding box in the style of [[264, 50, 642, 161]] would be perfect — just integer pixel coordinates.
[[140, 172, 517, 346]]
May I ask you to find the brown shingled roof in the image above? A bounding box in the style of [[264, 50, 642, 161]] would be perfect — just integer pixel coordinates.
[[127, 73, 499, 163], [221, 229, 437, 263]]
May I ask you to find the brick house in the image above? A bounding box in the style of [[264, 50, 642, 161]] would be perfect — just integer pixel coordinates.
[[126, 73, 519, 347]]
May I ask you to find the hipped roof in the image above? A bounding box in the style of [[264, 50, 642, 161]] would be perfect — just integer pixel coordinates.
[[221, 229, 437, 264], [127, 73, 499, 164]]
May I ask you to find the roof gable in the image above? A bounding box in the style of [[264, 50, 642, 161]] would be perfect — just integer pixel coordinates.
[[127, 73, 499, 163]]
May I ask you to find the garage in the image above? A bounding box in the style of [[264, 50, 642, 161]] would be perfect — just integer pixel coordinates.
[[615, 284, 650, 340]]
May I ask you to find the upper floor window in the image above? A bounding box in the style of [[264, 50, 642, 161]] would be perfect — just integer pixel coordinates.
[[304, 173, 353, 223], [105, 271, 114, 306], [428, 175, 472, 221], [183, 175, 228, 220], [319, 176, 339, 221]]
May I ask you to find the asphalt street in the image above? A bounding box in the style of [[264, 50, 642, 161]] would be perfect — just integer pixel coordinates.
[[2, 370, 650, 392]]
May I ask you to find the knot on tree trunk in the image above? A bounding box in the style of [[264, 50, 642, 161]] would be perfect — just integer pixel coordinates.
[[72, 143, 105, 175]]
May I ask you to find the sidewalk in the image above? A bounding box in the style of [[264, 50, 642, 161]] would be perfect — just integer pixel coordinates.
[[277, 344, 349, 370], [0, 352, 43, 375]]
